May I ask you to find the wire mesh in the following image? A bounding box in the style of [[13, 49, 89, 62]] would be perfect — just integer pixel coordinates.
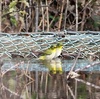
[[0, 31, 100, 58]]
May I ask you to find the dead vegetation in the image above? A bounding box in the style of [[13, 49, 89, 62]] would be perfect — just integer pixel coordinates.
[[1, 0, 100, 33]]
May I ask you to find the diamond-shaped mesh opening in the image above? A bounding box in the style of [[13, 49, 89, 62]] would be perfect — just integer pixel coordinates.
[[0, 31, 100, 58]]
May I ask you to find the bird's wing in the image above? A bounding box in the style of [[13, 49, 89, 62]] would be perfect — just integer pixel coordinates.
[[42, 49, 52, 55]]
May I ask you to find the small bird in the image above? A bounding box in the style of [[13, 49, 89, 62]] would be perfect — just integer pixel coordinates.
[[38, 45, 56, 60], [54, 42, 63, 58]]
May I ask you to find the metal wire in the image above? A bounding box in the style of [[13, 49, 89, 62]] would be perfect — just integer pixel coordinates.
[[0, 31, 100, 58]]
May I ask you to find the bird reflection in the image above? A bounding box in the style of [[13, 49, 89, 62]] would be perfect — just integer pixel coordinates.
[[41, 58, 63, 74]]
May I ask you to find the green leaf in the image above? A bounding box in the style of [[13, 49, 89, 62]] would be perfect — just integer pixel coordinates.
[[10, 16, 17, 26], [9, 8, 15, 13], [31, 93, 37, 99], [9, 0, 17, 8], [49, 15, 59, 22], [49, 15, 54, 20]]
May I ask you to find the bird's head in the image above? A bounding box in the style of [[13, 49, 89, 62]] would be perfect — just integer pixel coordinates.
[[56, 42, 63, 48], [50, 44, 56, 49]]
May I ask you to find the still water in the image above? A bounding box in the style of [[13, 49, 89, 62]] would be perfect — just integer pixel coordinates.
[[0, 58, 100, 99], [1, 58, 100, 72]]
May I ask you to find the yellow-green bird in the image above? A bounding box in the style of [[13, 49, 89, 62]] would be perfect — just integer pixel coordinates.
[[38, 45, 56, 60], [54, 42, 63, 58]]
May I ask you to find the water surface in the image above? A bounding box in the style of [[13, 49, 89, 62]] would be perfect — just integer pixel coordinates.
[[0, 58, 100, 99]]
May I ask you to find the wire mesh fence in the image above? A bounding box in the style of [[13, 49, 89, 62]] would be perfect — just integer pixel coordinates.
[[0, 31, 100, 58]]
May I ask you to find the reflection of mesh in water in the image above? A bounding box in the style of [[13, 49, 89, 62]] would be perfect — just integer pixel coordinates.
[[1, 58, 100, 72]]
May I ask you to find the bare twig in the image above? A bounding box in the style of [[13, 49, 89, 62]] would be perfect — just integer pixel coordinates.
[[38, 11, 46, 28], [64, 0, 69, 30], [35, 4, 39, 32], [75, 78, 100, 89], [24, 80, 33, 87], [0, 1, 1, 32], [75, 0, 78, 31], [46, 0, 49, 31], [40, 71, 44, 89], [1, 62, 24, 77], [80, 1, 86, 31], [67, 84, 75, 99], [58, 0, 65, 31], [31, 10, 35, 32], [2, 10, 20, 18], [23, 61, 34, 81], [25, 14, 28, 32], [35, 71, 38, 92], [75, 80, 77, 99], [49, 13, 58, 27], [70, 49, 81, 71], [75, 61, 100, 72], [41, 2, 44, 32], [45, 72, 48, 93], [24, 85, 31, 99], [82, 0, 93, 11], [1, 83, 22, 98], [67, 49, 81, 79], [29, 0, 32, 17]]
